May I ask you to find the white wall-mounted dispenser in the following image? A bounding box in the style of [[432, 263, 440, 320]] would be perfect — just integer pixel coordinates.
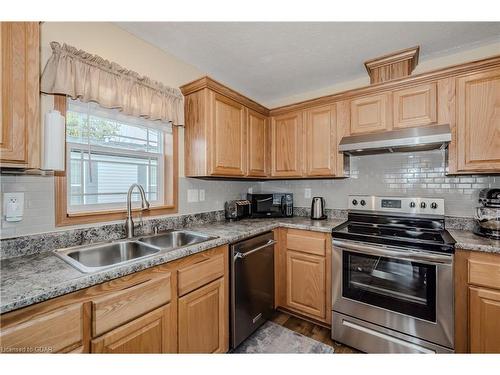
[[42, 109, 65, 171], [3, 192, 24, 222]]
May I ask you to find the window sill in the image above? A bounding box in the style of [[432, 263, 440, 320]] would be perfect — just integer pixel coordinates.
[[56, 205, 178, 227]]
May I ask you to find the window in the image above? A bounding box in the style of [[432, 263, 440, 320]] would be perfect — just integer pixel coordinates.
[[55, 97, 177, 225]]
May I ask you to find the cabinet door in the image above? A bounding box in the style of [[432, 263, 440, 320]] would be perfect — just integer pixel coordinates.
[[91, 304, 175, 354], [0, 22, 39, 167], [285, 250, 326, 320], [457, 69, 500, 172], [271, 111, 303, 177], [469, 287, 500, 353], [0, 303, 85, 353], [178, 278, 227, 353], [210, 92, 246, 176], [393, 83, 437, 129], [350, 93, 391, 134], [304, 105, 337, 176], [246, 109, 268, 177]]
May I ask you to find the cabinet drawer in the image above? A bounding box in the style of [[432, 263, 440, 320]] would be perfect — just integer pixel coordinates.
[[286, 229, 326, 256], [0, 303, 83, 353], [92, 272, 171, 337], [178, 253, 225, 296], [468, 259, 500, 290]]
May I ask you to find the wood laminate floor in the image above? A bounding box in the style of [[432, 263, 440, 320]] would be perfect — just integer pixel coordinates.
[[270, 311, 361, 354]]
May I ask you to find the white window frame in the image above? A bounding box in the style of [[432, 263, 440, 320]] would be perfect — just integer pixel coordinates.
[[65, 101, 167, 214]]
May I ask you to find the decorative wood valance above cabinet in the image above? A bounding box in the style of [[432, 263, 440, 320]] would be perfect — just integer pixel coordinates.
[[182, 52, 500, 180]]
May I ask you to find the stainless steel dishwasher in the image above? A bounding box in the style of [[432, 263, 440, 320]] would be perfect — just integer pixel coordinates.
[[230, 231, 275, 349]]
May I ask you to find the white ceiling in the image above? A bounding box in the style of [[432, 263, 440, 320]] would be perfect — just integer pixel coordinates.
[[117, 22, 500, 106]]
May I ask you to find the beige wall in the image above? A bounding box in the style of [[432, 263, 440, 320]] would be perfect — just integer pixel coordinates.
[[267, 40, 500, 108]]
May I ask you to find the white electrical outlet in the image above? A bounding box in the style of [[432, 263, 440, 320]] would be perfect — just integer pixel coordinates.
[[199, 189, 205, 202], [248, 187, 253, 194], [187, 189, 199, 203], [304, 188, 312, 199], [3, 192, 24, 222]]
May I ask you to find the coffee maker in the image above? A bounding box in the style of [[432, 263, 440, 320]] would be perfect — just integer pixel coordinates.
[[473, 188, 500, 239]]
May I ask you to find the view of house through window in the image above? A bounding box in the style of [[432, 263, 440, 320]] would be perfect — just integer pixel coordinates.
[[65, 99, 172, 213]]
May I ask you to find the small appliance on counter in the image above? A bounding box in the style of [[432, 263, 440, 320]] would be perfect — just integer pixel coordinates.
[[311, 197, 327, 220], [224, 199, 251, 221], [247, 193, 293, 218], [474, 188, 500, 239]]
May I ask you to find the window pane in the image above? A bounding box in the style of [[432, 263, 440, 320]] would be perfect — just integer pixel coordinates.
[[66, 99, 167, 212], [69, 150, 161, 207]]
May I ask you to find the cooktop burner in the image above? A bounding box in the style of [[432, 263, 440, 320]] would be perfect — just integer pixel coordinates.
[[332, 196, 456, 254]]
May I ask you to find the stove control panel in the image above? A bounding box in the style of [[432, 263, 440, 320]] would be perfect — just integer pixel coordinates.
[[348, 195, 445, 216]]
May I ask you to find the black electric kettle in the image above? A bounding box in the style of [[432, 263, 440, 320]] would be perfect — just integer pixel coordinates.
[[311, 197, 326, 220]]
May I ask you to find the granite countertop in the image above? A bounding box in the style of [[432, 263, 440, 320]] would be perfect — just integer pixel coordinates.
[[448, 229, 500, 254], [0, 217, 343, 314]]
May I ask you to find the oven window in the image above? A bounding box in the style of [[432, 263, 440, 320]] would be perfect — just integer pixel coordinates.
[[342, 251, 436, 322]]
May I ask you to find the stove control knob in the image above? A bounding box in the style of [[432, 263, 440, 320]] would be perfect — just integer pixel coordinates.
[[431, 202, 438, 209], [420, 202, 427, 209], [360, 199, 366, 206], [352, 199, 358, 206], [410, 202, 416, 208]]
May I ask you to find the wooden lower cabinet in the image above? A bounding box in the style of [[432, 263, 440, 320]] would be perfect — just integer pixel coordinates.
[[0, 245, 228, 354], [469, 287, 500, 353], [92, 304, 175, 354], [455, 250, 500, 353], [178, 278, 227, 353], [275, 228, 332, 325], [285, 250, 326, 319]]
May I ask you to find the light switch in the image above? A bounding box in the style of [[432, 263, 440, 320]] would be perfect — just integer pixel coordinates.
[[248, 187, 253, 194], [3, 192, 24, 222], [199, 189, 205, 202], [304, 188, 312, 199], [187, 189, 199, 203]]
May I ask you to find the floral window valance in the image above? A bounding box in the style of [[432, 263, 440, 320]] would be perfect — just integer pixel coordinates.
[[41, 42, 184, 126]]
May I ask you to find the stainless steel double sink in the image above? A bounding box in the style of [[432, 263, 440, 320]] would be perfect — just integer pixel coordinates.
[[55, 230, 218, 273]]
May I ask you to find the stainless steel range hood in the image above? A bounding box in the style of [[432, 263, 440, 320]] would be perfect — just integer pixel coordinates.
[[338, 124, 451, 155]]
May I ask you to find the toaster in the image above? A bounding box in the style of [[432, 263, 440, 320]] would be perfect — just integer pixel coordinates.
[[224, 200, 251, 221]]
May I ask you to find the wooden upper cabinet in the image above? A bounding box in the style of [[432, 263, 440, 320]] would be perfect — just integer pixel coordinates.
[[469, 287, 500, 353], [246, 108, 269, 177], [350, 92, 392, 134], [0, 22, 40, 168], [181, 77, 268, 178], [393, 83, 437, 129], [304, 105, 337, 177], [271, 111, 303, 177], [456, 69, 500, 172], [210, 92, 247, 176]]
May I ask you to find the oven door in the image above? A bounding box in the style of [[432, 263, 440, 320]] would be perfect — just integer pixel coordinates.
[[332, 239, 454, 349]]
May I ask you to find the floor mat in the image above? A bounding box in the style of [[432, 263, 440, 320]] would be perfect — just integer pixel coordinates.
[[233, 321, 334, 354]]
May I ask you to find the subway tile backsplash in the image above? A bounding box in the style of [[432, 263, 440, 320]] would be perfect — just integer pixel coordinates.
[[254, 150, 499, 218], [1, 149, 498, 239]]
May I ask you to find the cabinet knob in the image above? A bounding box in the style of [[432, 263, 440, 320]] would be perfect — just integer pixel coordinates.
[[410, 202, 416, 208], [420, 202, 426, 209], [431, 202, 438, 209], [360, 200, 366, 206], [352, 199, 358, 206]]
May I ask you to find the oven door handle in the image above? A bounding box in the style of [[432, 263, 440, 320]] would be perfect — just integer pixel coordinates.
[[332, 239, 453, 265]]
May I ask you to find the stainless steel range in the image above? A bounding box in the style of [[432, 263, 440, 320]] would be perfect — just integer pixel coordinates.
[[331, 195, 456, 353]]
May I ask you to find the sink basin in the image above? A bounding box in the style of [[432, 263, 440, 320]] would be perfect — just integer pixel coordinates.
[[137, 230, 217, 250], [56, 240, 160, 273]]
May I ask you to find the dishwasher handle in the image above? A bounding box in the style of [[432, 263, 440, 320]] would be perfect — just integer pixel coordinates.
[[234, 240, 276, 260]]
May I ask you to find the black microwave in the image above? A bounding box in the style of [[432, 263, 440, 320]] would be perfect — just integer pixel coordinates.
[[247, 193, 293, 218]]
